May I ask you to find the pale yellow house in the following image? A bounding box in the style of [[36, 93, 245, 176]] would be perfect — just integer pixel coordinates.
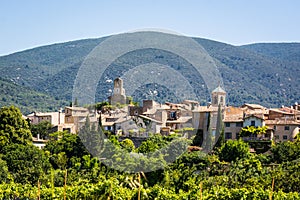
[[223, 106, 244, 140], [27, 111, 64, 126]]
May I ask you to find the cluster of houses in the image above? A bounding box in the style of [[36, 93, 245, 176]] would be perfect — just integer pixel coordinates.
[[27, 78, 300, 148]]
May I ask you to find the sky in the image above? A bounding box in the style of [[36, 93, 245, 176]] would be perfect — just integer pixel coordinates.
[[1, 0, 300, 56]]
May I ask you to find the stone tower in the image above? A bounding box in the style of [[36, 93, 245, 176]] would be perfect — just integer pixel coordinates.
[[211, 85, 226, 107], [110, 77, 126, 105]]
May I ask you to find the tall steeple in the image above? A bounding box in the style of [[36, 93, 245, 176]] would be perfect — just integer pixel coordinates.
[[109, 77, 127, 105], [113, 77, 125, 96], [211, 85, 226, 107]]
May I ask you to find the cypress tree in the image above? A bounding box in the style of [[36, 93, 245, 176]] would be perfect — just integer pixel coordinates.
[[215, 104, 225, 148]]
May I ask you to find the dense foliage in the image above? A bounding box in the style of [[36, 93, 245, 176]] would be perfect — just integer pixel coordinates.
[[1, 106, 300, 199], [0, 78, 67, 114], [30, 120, 53, 139], [0, 105, 32, 148], [219, 139, 250, 162]]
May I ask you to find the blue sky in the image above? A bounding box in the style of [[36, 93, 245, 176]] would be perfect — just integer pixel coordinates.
[[1, 0, 300, 56]]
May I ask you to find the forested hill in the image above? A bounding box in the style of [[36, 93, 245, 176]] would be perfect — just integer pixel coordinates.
[[241, 43, 300, 63], [0, 77, 67, 114], [0, 36, 299, 113]]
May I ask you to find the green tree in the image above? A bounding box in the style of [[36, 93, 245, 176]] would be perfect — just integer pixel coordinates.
[[0, 157, 11, 183], [45, 131, 89, 169], [95, 101, 110, 112], [239, 126, 268, 138], [227, 155, 263, 188], [294, 132, 300, 142], [273, 159, 300, 192], [0, 105, 32, 149], [219, 139, 250, 162], [271, 141, 300, 163], [206, 125, 213, 151], [120, 138, 135, 152], [137, 135, 168, 153], [203, 112, 213, 152], [215, 104, 225, 148], [79, 116, 105, 157], [54, 152, 68, 170], [2, 144, 51, 184], [192, 129, 203, 146], [30, 120, 53, 139], [138, 139, 159, 153]]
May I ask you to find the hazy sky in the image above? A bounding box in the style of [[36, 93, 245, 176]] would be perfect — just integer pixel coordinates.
[[1, 0, 300, 56]]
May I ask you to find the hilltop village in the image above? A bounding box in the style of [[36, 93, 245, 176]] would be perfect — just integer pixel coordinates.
[[26, 78, 300, 148]]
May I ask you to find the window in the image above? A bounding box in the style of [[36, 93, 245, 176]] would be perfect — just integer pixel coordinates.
[[251, 120, 256, 126], [225, 132, 232, 139], [170, 112, 176, 119], [63, 128, 71, 133], [284, 126, 290, 131], [283, 135, 288, 140], [220, 96, 224, 103], [214, 96, 218, 104], [273, 125, 277, 130], [236, 122, 242, 127], [225, 122, 230, 127], [275, 135, 279, 139]]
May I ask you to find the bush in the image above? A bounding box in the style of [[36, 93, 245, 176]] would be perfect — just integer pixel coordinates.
[[219, 139, 250, 162]]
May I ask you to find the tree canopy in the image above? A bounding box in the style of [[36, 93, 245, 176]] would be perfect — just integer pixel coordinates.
[[1, 105, 300, 199], [239, 126, 268, 137], [2, 144, 51, 184], [30, 120, 53, 139], [0, 106, 32, 149], [219, 139, 250, 162]]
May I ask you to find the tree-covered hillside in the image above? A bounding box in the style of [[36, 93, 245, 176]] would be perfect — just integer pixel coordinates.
[[0, 36, 299, 112], [0, 78, 67, 114], [241, 43, 300, 63]]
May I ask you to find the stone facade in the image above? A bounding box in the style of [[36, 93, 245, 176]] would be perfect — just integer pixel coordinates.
[[211, 85, 226, 107], [110, 78, 126, 105], [223, 106, 244, 140]]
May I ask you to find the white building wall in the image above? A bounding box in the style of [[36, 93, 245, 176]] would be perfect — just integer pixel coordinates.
[[243, 117, 264, 127]]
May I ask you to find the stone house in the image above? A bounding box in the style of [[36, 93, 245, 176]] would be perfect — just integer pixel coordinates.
[[243, 114, 265, 127], [27, 111, 64, 126], [63, 106, 97, 133], [265, 119, 299, 141], [265, 107, 300, 141], [223, 106, 244, 140]]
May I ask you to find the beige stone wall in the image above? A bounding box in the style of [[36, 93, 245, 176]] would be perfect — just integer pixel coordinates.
[[224, 122, 243, 140], [269, 124, 299, 141], [110, 94, 126, 105]]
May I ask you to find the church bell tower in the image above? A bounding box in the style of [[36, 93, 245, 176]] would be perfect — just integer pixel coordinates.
[[211, 85, 226, 107], [110, 77, 126, 105]]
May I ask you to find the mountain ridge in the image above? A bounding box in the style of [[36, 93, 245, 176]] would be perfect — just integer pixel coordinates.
[[0, 35, 299, 113]]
